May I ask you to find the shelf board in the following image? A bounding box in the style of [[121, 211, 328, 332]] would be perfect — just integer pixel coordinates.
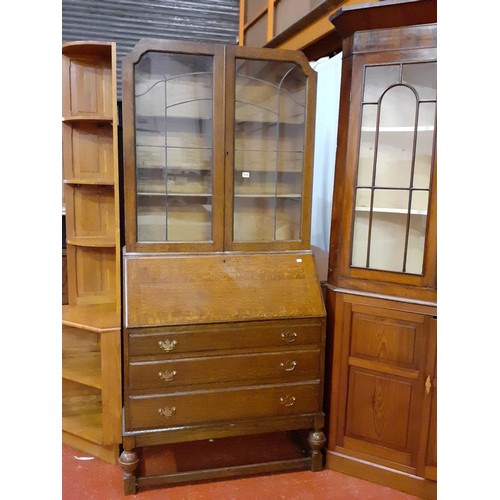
[[361, 126, 434, 133], [235, 193, 302, 198], [62, 353, 102, 389], [66, 237, 116, 248], [355, 206, 427, 215], [234, 149, 304, 153], [62, 411, 104, 445], [64, 179, 115, 186], [62, 41, 113, 58], [63, 115, 113, 123], [138, 191, 211, 197], [135, 112, 303, 125], [137, 192, 302, 199], [137, 165, 212, 171], [62, 304, 120, 333]]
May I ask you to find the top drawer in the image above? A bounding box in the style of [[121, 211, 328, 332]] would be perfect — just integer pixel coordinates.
[[128, 318, 323, 357]]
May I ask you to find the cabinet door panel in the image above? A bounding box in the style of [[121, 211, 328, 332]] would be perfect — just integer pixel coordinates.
[[344, 368, 416, 467], [350, 312, 419, 368], [65, 56, 112, 117], [350, 59, 436, 278], [331, 294, 435, 475], [122, 40, 225, 252], [329, 26, 437, 301], [224, 46, 316, 251]]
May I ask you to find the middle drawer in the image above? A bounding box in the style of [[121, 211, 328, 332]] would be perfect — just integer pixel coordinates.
[[128, 348, 320, 391]]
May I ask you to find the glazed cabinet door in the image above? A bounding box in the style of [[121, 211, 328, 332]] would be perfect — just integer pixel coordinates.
[[224, 46, 316, 252], [328, 292, 436, 478], [122, 41, 317, 254], [330, 24, 437, 301], [122, 40, 225, 253]]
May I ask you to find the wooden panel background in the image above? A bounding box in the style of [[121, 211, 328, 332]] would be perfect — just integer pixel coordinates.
[[62, 122, 114, 182], [67, 246, 116, 305]]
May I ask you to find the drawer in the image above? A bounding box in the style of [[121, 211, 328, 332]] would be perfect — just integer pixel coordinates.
[[128, 319, 323, 358], [126, 381, 321, 431], [128, 348, 321, 391]]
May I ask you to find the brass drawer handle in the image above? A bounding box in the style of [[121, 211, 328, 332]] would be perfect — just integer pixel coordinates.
[[158, 369, 177, 382], [281, 331, 297, 343], [280, 395, 296, 407], [280, 360, 297, 372], [158, 339, 177, 352], [158, 406, 176, 419]]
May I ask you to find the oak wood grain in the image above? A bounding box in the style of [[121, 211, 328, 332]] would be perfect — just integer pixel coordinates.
[[125, 252, 325, 327]]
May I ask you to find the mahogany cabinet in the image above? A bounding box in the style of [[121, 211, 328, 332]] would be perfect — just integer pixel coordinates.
[[324, 1, 437, 498], [61, 41, 122, 464], [119, 39, 325, 494]]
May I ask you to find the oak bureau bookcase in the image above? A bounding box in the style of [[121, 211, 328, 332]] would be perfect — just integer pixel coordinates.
[[119, 38, 326, 494], [324, 1, 437, 498]]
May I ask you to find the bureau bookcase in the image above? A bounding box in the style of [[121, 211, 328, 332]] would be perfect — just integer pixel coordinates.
[[61, 41, 122, 463], [324, 1, 437, 498], [119, 39, 326, 494]]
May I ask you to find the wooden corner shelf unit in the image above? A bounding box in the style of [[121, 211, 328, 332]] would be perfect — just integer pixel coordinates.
[[62, 41, 122, 464]]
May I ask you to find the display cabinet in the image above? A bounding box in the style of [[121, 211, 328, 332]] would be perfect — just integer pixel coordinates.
[[123, 40, 315, 253], [120, 39, 325, 494], [62, 41, 122, 464], [324, 1, 437, 498]]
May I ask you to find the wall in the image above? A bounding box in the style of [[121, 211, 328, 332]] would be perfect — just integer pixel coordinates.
[[310, 53, 342, 282]]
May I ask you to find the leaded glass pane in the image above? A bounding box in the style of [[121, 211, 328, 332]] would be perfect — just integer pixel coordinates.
[[351, 61, 436, 275], [233, 58, 307, 242], [134, 52, 214, 242]]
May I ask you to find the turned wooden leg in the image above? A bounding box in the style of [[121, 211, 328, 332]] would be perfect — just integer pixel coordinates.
[[308, 430, 326, 471], [118, 449, 139, 495]]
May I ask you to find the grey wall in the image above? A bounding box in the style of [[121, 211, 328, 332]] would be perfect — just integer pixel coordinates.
[[62, 0, 240, 99]]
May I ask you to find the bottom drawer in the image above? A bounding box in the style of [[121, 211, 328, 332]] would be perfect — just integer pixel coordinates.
[[126, 382, 320, 431]]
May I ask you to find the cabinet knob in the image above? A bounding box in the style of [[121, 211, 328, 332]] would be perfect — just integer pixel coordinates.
[[158, 369, 177, 382], [280, 360, 297, 372], [279, 395, 296, 407], [281, 332, 298, 343], [158, 339, 177, 352], [158, 406, 176, 419], [425, 375, 432, 395]]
